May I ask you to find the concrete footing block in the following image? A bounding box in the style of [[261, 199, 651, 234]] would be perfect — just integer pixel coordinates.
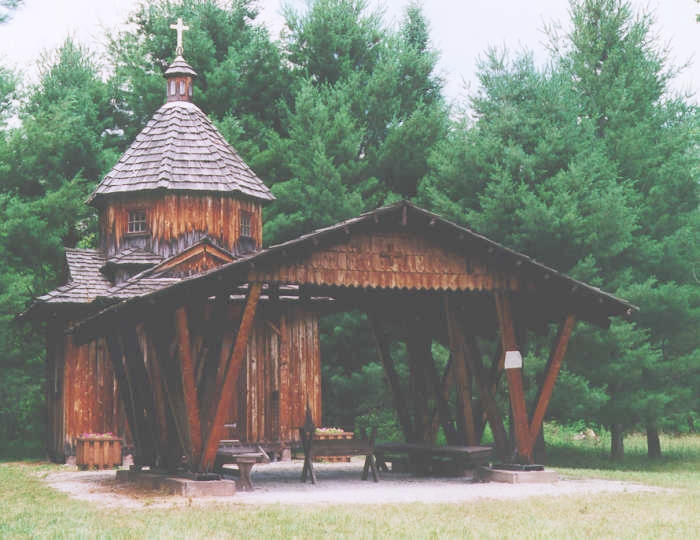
[[480, 467, 558, 484], [116, 469, 236, 496]]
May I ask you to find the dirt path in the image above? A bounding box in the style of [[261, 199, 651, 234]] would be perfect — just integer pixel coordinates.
[[42, 460, 661, 510]]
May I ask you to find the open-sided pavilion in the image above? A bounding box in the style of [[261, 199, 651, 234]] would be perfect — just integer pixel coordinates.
[[74, 200, 636, 474]]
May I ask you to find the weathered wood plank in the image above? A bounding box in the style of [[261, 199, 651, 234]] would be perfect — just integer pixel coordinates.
[[100, 193, 262, 258]]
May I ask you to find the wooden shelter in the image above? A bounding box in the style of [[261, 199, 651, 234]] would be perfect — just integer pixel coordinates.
[[70, 201, 635, 469], [25, 31, 636, 471]]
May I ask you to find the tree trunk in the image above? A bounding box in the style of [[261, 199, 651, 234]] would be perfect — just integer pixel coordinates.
[[610, 423, 624, 460], [646, 422, 661, 459]]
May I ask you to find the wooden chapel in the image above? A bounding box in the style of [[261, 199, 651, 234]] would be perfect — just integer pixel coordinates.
[[25, 22, 637, 472]]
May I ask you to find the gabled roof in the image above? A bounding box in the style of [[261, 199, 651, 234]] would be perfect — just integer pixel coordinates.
[[87, 100, 274, 204], [73, 202, 638, 338]]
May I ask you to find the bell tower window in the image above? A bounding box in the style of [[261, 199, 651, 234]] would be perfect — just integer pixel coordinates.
[[240, 211, 252, 238], [127, 210, 147, 234]]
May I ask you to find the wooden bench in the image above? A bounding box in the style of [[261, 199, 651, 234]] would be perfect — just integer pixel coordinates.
[[215, 440, 271, 491], [374, 442, 493, 478]]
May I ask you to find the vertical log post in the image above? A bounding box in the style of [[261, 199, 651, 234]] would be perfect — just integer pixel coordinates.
[[200, 282, 262, 472], [495, 292, 531, 463], [120, 325, 158, 467], [174, 306, 203, 466], [147, 319, 189, 469]]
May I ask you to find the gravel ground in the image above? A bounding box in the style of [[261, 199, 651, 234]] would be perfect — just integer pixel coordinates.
[[43, 459, 660, 509]]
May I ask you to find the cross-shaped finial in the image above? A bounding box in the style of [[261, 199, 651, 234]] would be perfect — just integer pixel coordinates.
[[170, 18, 190, 56]]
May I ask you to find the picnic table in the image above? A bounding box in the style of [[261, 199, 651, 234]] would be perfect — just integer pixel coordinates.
[[297, 412, 379, 484], [374, 442, 493, 477]]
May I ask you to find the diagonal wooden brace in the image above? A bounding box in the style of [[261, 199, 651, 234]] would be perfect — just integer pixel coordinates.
[[199, 282, 262, 472]]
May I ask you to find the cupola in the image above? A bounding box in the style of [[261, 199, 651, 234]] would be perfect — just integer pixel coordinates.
[[86, 18, 273, 261]]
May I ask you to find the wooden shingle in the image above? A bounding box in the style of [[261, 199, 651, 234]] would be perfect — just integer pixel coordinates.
[[87, 100, 274, 204]]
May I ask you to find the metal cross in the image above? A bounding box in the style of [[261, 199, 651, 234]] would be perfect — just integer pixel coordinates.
[[170, 18, 190, 56]]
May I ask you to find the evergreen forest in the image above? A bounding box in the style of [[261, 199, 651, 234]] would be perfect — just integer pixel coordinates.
[[0, 0, 697, 461]]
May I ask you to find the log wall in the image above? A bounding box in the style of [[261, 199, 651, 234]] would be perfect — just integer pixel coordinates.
[[46, 322, 127, 461], [48, 304, 321, 462], [252, 231, 521, 291], [99, 193, 262, 258], [234, 306, 321, 443]]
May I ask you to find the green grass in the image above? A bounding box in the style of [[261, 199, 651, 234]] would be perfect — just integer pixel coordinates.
[[547, 426, 700, 489], [1, 432, 699, 539]]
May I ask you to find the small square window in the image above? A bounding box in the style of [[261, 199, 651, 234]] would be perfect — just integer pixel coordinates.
[[240, 211, 252, 238], [128, 210, 147, 234]]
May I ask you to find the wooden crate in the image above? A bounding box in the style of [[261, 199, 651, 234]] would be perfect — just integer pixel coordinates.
[[312, 431, 354, 462], [76, 437, 123, 470]]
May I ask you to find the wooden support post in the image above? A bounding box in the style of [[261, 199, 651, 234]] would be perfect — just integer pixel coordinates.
[[527, 314, 576, 454], [200, 282, 262, 472], [405, 316, 433, 443], [149, 339, 177, 471], [496, 292, 531, 463], [120, 325, 157, 467], [106, 335, 139, 454], [175, 306, 203, 466], [147, 319, 190, 467], [444, 296, 477, 446], [368, 312, 413, 442], [195, 296, 227, 394]]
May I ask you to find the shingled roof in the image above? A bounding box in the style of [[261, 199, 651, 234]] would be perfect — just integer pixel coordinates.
[[35, 249, 112, 305], [105, 248, 163, 267], [72, 201, 638, 339], [87, 100, 274, 204]]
